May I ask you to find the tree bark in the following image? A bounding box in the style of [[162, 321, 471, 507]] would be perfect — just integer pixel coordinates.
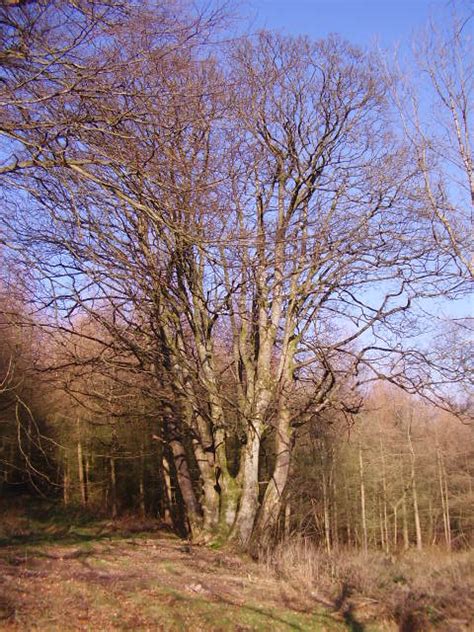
[[162, 455, 173, 526], [402, 490, 410, 550], [230, 427, 261, 546], [358, 437, 368, 554], [169, 436, 201, 535], [437, 441, 451, 550], [63, 455, 70, 507], [323, 467, 332, 554], [254, 405, 294, 545], [407, 416, 422, 551], [77, 419, 87, 508], [110, 457, 117, 519], [139, 445, 146, 518]]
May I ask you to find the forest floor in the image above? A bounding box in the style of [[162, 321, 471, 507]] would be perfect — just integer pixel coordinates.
[[0, 500, 472, 631]]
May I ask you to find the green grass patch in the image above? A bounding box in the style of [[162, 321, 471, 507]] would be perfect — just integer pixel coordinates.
[[128, 584, 346, 631]]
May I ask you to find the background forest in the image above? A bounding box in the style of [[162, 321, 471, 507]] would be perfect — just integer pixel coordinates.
[[0, 0, 472, 562]]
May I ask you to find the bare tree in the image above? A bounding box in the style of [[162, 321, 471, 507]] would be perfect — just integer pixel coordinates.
[[0, 2, 468, 548], [386, 2, 473, 280]]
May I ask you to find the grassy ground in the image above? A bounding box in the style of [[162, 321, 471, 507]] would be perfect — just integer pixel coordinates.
[[0, 532, 353, 631], [0, 499, 366, 631], [0, 499, 471, 631]]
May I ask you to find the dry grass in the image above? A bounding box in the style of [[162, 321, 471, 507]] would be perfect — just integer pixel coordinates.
[[0, 499, 349, 631], [1, 498, 472, 630], [0, 533, 353, 631], [262, 538, 474, 631]]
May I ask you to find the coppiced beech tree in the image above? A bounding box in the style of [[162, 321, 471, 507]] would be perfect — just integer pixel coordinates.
[[0, 2, 468, 546], [213, 33, 462, 545]]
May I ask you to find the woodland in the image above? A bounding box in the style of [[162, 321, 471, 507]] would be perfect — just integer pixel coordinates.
[[0, 0, 472, 571]]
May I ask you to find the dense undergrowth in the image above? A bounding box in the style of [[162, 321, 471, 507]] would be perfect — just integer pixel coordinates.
[[264, 539, 473, 631]]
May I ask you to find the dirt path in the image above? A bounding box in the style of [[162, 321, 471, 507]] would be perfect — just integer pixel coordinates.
[[0, 532, 356, 631]]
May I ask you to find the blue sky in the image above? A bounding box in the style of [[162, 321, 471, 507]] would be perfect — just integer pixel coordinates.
[[247, 0, 440, 48]]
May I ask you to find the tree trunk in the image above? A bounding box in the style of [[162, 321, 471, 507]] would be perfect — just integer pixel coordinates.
[[393, 503, 398, 549], [181, 393, 222, 535], [379, 436, 389, 552], [139, 445, 146, 518], [402, 491, 410, 550], [85, 455, 90, 504], [412, 480, 422, 551], [192, 437, 220, 533], [407, 417, 422, 551], [358, 438, 368, 554], [63, 455, 70, 506], [185, 336, 238, 536], [343, 473, 352, 546], [110, 457, 117, 518], [162, 455, 173, 526], [230, 427, 261, 546], [437, 443, 451, 550], [284, 502, 291, 538], [331, 458, 339, 551], [77, 423, 87, 508], [254, 406, 294, 545], [442, 461, 451, 550], [323, 467, 332, 554], [379, 495, 385, 551], [169, 437, 201, 535]]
